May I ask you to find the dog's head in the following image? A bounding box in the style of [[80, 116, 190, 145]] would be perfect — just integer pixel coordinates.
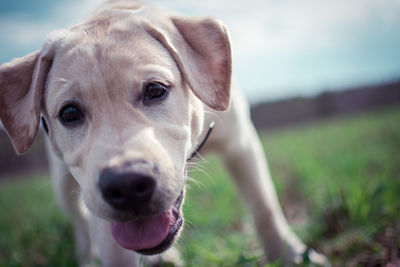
[[0, 3, 231, 255]]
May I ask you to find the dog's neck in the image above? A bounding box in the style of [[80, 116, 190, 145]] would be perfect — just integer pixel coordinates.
[[186, 121, 215, 161]]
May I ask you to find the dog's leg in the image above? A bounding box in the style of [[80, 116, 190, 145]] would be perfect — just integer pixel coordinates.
[[46, 141, 93, 266], [205, 90, 326, 264], [219, 125, 305, 263]]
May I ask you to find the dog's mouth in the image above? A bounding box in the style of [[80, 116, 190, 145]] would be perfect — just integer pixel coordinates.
[[110, 191, 184, 255]]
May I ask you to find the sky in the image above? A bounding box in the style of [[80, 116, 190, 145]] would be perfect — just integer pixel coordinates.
[[1, 0, 400, 103]]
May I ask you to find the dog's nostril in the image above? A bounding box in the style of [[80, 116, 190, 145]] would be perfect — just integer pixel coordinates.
[[135, 179, 155, 197], [109, 189, 123, 202]]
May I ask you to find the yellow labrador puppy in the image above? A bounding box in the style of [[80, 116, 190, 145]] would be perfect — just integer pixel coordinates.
[[0, 0, 326, 266]]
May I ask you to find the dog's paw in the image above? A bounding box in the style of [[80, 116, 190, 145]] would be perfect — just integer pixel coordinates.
[[295, 248, 329, 266]]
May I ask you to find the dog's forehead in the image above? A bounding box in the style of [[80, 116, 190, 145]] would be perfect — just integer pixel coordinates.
[[46, 7, 180, 102], [54, 8, 169, 68]]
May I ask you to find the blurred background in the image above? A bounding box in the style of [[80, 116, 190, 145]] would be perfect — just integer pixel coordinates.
[[0, 0, 399, 266]]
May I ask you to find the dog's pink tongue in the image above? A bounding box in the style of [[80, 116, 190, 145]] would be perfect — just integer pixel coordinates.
[[110, 209, 172, 251]]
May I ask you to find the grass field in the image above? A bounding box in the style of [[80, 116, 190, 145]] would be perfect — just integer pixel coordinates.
[[0, 107, 399, 266]]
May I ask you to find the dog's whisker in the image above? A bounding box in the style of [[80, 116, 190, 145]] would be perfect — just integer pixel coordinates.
[[186, 175, 199, 184], [175, 238, 185, 250], [186, 177, 205, 190], [189, 167, 213, 184], [188, 159, 209, 166], [187, 153, 210, 165], [196, 152, 208, 162], [187, 161, 209, 171], [187, 168, 212, 184], [171, 240, 184, 257], [182, 219, 199, 232], [187, 165, 206, 174]]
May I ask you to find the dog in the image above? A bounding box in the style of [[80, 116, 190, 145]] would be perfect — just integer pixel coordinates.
[[0, 0, 326, 266]]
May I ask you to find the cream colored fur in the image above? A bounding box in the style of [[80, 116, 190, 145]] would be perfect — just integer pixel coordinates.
[[0, 1, 326, 266]]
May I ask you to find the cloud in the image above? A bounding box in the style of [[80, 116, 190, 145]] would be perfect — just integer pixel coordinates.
[[1, 0, 399, 101], [2, 0, 399, 59], [0, 16, 54, 46], [0, 0, 100, 61]]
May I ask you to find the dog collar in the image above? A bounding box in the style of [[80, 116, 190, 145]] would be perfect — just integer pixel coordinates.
[[41, 115, 49, 135], [187, 121, 215, 162]]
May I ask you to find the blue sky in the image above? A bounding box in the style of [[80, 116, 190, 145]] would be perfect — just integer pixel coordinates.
[[1, 0, 400, 103]]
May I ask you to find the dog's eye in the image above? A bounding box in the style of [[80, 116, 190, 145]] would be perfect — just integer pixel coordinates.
[[143, 82, 168, 102], [59, 105, 84, 126]]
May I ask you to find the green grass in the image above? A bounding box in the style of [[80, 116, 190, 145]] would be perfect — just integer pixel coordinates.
[[0, 107, 399, 266], [0, 175, 76, 267], [260, 108, 400, 265]]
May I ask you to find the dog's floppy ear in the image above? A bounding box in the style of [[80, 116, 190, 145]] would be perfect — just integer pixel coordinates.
[[146, 15, 232, 111], [0, 45, 53, 155]]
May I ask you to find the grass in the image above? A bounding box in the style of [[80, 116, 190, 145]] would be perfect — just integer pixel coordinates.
[[260, 108, 400, 265], [0, 175, 76, 267], [0, 107, 399, 266]]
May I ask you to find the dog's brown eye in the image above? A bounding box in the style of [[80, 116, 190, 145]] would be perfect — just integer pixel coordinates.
[[59, 105, 84, 126], [143, 82, 168, 102]]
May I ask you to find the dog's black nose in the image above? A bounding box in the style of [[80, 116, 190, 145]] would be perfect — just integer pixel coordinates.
[[99, 168, 156, 213]]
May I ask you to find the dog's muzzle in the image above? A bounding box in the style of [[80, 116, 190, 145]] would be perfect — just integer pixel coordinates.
[[98, 168, 184, 254]]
